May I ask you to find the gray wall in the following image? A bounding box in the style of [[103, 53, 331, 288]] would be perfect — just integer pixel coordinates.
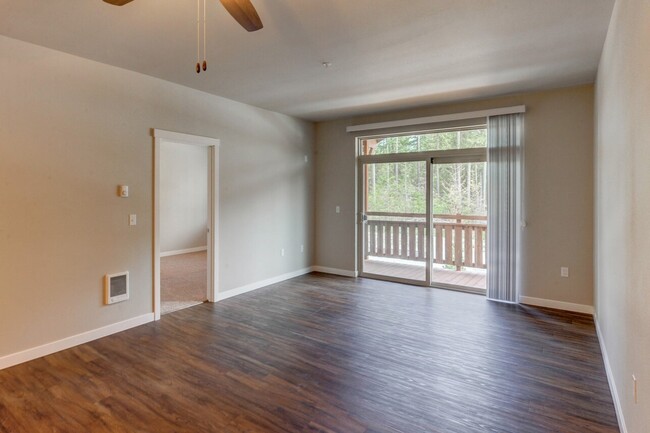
[[595, 0, 650, 430], [315, 85, 595, 307], [0, 35, 314, 357], [160, 141, 208, 253]]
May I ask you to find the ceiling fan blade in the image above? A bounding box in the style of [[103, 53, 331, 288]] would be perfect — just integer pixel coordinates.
[[103, 0, 135, 5], [219, 0, 263, 32]]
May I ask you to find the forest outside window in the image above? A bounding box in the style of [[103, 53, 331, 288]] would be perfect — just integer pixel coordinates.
[[360, 127, 487, 156]]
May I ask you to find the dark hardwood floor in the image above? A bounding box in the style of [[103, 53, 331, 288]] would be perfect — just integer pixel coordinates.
[[0, 273, 619, 432]]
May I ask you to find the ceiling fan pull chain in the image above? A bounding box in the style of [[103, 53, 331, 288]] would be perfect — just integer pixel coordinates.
[[196, 0, 201, 73], [203, 0, 207, 71]]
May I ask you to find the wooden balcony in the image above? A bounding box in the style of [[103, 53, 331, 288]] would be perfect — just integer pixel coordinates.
[[363, 212, 487, 290]]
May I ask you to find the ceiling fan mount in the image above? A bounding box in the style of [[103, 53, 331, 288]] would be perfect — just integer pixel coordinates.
[[102, 0, 264, 32]]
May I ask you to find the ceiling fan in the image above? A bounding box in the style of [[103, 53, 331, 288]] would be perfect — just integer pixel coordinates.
[[103, 0, 263, 32]]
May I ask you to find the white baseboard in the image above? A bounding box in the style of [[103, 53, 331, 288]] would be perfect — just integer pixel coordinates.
[[160, 246, 207, 257], [519, 296, 594, 314], [216, 267, 313, 302], [0, 313, 154, 371], [595, 318, 628, 433], [311, 266, 358, 278]]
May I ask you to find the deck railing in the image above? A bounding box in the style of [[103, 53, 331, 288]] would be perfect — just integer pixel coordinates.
[[364, 212, 487, 270]]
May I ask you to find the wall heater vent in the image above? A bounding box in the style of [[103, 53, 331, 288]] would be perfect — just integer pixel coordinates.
[[104, 271, 129, 305]]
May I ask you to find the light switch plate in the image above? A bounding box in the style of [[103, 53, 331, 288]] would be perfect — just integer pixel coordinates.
[[129, 214, 137, 226]]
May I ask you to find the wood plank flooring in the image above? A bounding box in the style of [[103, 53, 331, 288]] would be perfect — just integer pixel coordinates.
[[0, 273, 619, 432]]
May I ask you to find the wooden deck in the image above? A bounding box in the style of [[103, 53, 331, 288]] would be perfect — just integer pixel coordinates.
[[363, 258, 486, 290]]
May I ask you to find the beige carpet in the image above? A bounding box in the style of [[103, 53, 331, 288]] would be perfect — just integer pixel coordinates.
[[161, 251, 207, 315]]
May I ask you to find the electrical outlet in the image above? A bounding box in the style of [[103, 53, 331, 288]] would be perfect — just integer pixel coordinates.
[[281, 248, 285, 257], [560, 267, 569, 278], [301, 245, 304, 253], [336, 206, 341, 214], [633, 375, 638, 404], [129, 214, 137, 226]]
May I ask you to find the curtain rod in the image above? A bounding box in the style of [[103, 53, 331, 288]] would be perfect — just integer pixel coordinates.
[[346, 105, 526, 133]]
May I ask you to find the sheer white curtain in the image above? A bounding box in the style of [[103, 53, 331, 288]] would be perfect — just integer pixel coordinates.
[[487, 114, 524, 303]]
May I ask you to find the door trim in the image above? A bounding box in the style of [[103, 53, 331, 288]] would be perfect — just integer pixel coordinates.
[[152, 129, 220, 321]]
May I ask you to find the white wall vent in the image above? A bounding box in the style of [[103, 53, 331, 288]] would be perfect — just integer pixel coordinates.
[[104, 271, 129, 305]]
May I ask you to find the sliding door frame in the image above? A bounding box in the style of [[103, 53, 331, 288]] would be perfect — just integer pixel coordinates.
[[357, 158, 431, 286], [429, 154, 487, 295], [357, 143, 488, 291]]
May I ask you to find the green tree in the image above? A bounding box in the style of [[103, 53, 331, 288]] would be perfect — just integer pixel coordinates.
[[366, 129, 487, 217]]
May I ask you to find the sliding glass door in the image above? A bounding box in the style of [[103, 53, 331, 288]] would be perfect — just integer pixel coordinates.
[[360, 160, 430, 284], [430, 160, 487, 293], [357, 127, 488, 293]]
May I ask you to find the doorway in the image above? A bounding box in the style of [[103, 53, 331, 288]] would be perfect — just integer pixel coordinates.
[[153, 129, 219, 320], [159, 141, 208, 314], [358, 128, 487, 294]]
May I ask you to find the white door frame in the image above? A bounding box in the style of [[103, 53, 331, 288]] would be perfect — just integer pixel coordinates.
[[152, 129, 220, 321]]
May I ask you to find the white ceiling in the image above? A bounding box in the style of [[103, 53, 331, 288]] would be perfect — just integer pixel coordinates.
[[0, 0, 614, 121]]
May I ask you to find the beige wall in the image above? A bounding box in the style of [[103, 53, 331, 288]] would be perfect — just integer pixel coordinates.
[[315, 85, 595, 307], [0, 35, 314, 357], [595, 0, 650, 430], [160, 141, 208, 253]]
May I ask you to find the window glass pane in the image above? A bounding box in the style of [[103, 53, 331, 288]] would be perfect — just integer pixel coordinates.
[[430, 161, 487, 292], [431, 161, 487, 216], [361, 128, 486, 156], [366, 161, 426, 214], [363, 161, 427, 282]]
